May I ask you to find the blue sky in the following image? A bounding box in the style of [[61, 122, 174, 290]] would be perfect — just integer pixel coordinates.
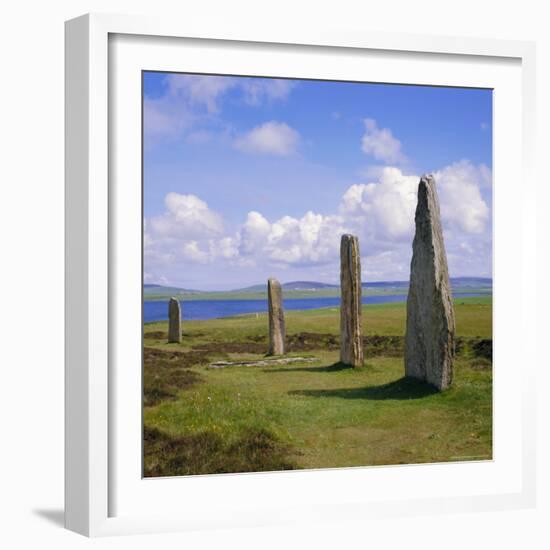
[[143, 72, 492, 290]]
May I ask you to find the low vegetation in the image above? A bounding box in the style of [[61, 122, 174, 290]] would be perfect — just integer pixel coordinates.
[[143, 297, 492, 476], [144, 425, 296, 477]]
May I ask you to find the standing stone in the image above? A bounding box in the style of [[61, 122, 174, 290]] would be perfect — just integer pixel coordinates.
[[168, 297, 182, 344], [405, 175, 455, 390], [267, 278, 285, 355], [340, 234, 363, 367]]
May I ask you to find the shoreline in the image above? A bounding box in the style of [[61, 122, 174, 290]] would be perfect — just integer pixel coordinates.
[[143, 294, 492, 325]]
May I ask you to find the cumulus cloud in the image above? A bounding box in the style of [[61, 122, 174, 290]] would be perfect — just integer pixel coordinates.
[[361, 118, 406, 164], [215, 237, 240, 260], [164, 75, 294, 112], [342, 162, 490, 241], [144, 74, 295, 145], [240, 79, 294, 106], [237, 210, 349, 267], [144, 193, 242, 275], [181, 241, 209, 264], [234, 121, 300, 156], [239, 211, 272, 255], [150, 193, 224, 240], [362, 249, 411, 281], [144, 160, 492, 283], [341, 167, 418, 240], [336, 162, 492, 279], [434, 160, 490, 234], [165, 74, 235, 114]]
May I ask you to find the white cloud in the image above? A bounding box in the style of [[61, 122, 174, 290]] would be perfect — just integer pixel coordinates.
[[362, 249, 411, 280], [240, 79, 294, 106], [166, 74, 235, 114], [478, 164, 493, 188], [144, 272, 169, 285], [144, 75, 296, 146], [145, 194, 240, 271], [434, 160, 490, 234], [150, 193, 224, 240], [165, 75, 294, 112], [144, 160, 492, 282], [361, 118, 406, 164], [234, 121, 300, 156], [239, 211, 272, 255], [341, 167, 418, 240], [143, 219, 153, 248], [215, 237, 240, 260], [342, 162, 490, 241], [181, 241, 209, 264], [337, 162, 491, 279], [237, 210, 348, 267]]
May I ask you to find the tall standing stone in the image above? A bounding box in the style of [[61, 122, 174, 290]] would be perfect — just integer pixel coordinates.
[[267, 278, 285, 355], [405, 175, 455, 390], [340, 234, 363, 367], [168, 297, 182, 344]]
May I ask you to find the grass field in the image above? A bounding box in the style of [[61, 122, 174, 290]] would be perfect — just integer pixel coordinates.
[[143, 297, 492, 477]]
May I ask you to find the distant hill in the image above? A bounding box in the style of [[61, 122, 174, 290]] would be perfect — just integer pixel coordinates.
[[282, 281, 339, 290], [228, 284, 266, 293], [143, 284, 201, 295], [448, 277, 493, 287], [362, 277, 492, 289], [234, 280, 339, 293], [362, 280, 409, 289], [143, 277, 492, 299]]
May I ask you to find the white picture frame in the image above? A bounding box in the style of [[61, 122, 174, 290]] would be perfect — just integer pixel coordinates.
[[65, 13, 537, 537]]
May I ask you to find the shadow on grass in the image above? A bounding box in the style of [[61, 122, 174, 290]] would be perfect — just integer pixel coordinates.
[[265, 361, 352, 374], [289, 376, 439, 400]]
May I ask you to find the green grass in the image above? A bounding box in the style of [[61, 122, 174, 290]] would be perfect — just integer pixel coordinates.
[[143, 297, 492, 476]]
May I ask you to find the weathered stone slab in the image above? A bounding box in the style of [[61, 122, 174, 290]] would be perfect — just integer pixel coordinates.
[[340, 234, 363, 367], [405, 175, 456, 390], [209, 357, 316, 369], [268, 278, 285, 355], [167, 297, 182, 344]]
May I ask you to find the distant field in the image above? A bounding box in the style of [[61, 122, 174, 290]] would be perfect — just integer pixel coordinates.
[[143, 297, 492, 476]]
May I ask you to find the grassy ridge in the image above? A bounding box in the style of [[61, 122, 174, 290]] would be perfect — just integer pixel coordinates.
[[143, 297, 492, 476]]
